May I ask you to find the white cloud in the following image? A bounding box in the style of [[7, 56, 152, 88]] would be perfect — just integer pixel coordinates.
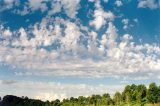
[[122, 18, 129, 30], [35, 92, 67, 101], [48, 1, 62, 16], [3, 29, 12, 37], [138, 0, 159, 9], [122, 34, 133, 41], [103, 0, 109, 3], [115, 0, 123, 7], [88, 0, 95, 2], [0, 14, 160, 79], [61, 0, 80, 18], [3, 0, 14, 6], [0, 0, 19, 12], [48, 0, 80, 18], [1, 0, 80, 18], [133, 18, 138, 23], [28, 0, 48, 12], [106, 22, 118, 41], [60, 21, 81, 51], [90, 1, 115, 30], [11, 0, 48, 15], [14, 6, 30, 16]]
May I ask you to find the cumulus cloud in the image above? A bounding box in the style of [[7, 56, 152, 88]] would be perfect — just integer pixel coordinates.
[[10, 0, 80, 18], [61, 0, 80, 18], [0, 0, 20, 12], [2, 29, 12, 37], [28, 0, 48, 12], [0, 0, 160, 80], [0, 16, 160, 79], [90, 1, 115, 30], [3, 0, 48, 15], [138, 0, 159, 9], [48, 1, 62, 16], [48, 0, 80, 18], [103, 0, 109, 3], [61, 21, 81, 51], [122, 18, 129, 30], [115, 0, 123, 7]]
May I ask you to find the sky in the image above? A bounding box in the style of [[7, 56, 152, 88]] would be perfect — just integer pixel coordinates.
[[0, 0, 160, 101]]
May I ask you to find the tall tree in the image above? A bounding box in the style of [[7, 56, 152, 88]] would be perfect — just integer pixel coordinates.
[[158, 86, 160, 103], [136, 84, 147, 104], [102, 93, 113, 105], [89, 95, 97, 106], [78, 96, 86, 106], [130, 84, 137, 101], [113, 92, 122, 106], [147, 83, 159, 104], [122, 85, 132, 106]]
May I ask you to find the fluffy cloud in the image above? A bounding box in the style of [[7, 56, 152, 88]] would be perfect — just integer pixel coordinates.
[[61, 0, 80, 18], [115, 0, 123, 7], [28, 0, 48, 12], [0, 0, 160, 80], [103, 0, 109, 3], [122, 18, 129, 30], [1, 17, 160, 79], [0, 0, 20, 12], [8, 0, 80, 18], [138, 0, 159, 9], [90, 1, 115, 30], [48, 0, 80, 18], [60, 21, 81, 51], [2, 29, 12, 37]]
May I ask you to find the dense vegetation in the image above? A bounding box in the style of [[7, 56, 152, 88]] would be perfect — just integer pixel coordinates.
[[0, 82, 160, 106]]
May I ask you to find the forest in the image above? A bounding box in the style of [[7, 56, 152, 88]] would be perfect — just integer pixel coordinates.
[[0, 82, 160, 106]]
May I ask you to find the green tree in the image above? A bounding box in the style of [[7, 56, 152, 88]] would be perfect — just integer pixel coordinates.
[[95, 95, 102, 106], [136, 84, 147, 104], [113, 92, 122, 106], [157, 86, 160, 103], [102, 93, 112, 105], [130, 84, 137, 101], [61, 98, 70, 106], [78, 96, 86, 106], [70, 97, 78, 106], [53, 99, 61, 106], [122, 85, 132, 106], [147, 83, 159, 104], [45, 100, 50, 106], [89, 95, 97, 106]]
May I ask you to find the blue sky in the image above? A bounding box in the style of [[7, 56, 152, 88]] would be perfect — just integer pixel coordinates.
[[0, 0, 160, 101]]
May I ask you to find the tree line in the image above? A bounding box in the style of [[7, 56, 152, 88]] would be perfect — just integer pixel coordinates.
[[0, 82, 160, 106]]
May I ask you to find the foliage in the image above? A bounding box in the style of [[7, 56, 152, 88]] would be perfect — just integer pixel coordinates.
[[147, 83, 159, 104]]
